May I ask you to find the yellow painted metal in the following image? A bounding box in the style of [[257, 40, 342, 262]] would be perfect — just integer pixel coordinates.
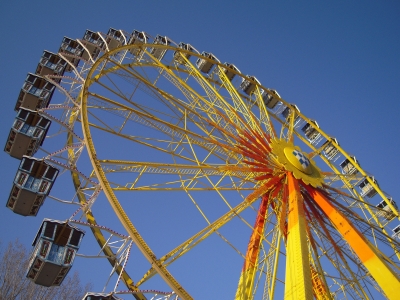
[[283, 147, 313, 175], [215, 64, 261, 133], [270, 139, 323, 187], [65, 42, 400, 297], [284, 172, 313, 300], [85, 43, 400, 226], [269, 230, 282, 299], [304, 184, 400, 300], [147, 49, 256, 134], [136, 190, 272, 286], [67, 132, 146, 298], [81, 56, 193, 299], [253, 86, 277, 139]]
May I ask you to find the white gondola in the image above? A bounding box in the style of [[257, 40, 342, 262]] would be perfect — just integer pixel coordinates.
[[392, 224, 400, 240], [340, 156, 360, 175], [376, 198, 398, 221]]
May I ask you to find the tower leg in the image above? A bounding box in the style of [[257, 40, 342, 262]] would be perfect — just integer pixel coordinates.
[[303, 184, 400, 300], [284, 172, 313, 300]]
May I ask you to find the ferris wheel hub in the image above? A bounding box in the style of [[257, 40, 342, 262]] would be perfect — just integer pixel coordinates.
[[270, 139, 324, 187], [283, 147, 313, 175]]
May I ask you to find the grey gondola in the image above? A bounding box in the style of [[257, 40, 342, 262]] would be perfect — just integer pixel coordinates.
[[105, 28, 126, 51], [58, 37, 84, 72], [82, 292, 121, 300], [174, 42, 195, 64], [281, 104, 301, 123], [262, 89, 280, 109], [149, 35, 171, 60], [196, 52, 220, 73], [321, 138, 339, 160], [222, 63, 240, 81], [240, 75, 261, 95], [15, 73, 55, 111], [4, 108, 51, 159], [6, 156, 58, 216], [128, 30, 149, 57], [359, 177, 379, 198], [301, 120, 320, 142], [26, 219, 84, 287], [35, 50, 67, 83], [81, 30, 104, 60]]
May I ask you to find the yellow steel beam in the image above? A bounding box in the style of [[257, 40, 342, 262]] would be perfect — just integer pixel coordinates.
[[67, 130, 146, 299], [284, 172, 313, 299]]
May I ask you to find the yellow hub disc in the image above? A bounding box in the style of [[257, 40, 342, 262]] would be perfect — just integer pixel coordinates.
[[270, 139, 324, 187], [283, 147, 313, 175]]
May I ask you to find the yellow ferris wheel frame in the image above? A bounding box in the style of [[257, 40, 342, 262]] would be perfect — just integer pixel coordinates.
[[74, 41, 400, 299]]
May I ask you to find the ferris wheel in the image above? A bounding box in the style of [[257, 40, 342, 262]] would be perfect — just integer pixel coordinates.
[[4, 27, 400, 299]]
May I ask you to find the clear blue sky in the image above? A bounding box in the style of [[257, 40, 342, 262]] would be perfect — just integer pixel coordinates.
[[0, 1, 399, 299]]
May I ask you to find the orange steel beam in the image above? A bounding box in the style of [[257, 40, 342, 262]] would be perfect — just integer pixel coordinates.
[[284, 172, 313, 300], [302, 183, 400, 300], [236, 194, 270, 299]]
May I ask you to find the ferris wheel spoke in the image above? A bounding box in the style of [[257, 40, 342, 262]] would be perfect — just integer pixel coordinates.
[[106, 176, 254, 193], [253, 86, 278, 139], [144, 49, 251, 133], [136, 179, 282, 287], [85, 95, 242, 163], [98, 160, 247, 173], [94, 153, 255, 192], [260, 225, 282, 299], [285, 107, 298, 143], [304, 203, 366, 297], [213, 63, 262, 132], [136, 200, 254, 286], [117, 59, 254, 150], [65, 130, 144, 296]]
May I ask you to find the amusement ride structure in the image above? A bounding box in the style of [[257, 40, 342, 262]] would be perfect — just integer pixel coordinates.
[[3, 27, 400, 299]]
